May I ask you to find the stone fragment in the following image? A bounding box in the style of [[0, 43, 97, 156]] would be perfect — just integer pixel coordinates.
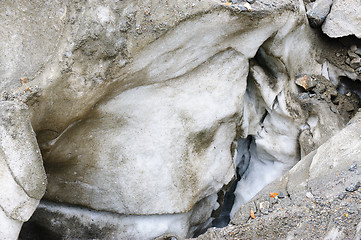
[[349, 163, 357, 171], [306, 0, 333, 27], [270, 192, 279, 198], [355, 48, 361, 56], [338, 193, 347, 200], [350, 57, 361, 69], [295, 75, 317, 90], [356, 67, 361, 75], [278, 191, 285, 199], [350, 45, 357, 52], [348, 50, 359, 59], [306, 192, 314, 200], [345, 182, 360, 192], [258, 201, 270, 215], [250, 210, 256, 219]]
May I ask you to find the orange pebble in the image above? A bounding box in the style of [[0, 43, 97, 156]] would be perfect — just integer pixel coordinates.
[[250, 210, 255, 219], [270, 192, 279, 198]]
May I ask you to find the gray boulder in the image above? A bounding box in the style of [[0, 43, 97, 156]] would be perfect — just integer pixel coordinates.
[[306, 0, 333, 27], [322, 0, 361, 38]]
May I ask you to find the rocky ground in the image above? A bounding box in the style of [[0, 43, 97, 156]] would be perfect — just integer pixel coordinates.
[[196, 161, 361, 239]]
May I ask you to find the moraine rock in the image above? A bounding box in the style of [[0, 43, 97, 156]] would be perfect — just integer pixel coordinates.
[[306, 0, 333, 28], [322, 0, 361, 38]]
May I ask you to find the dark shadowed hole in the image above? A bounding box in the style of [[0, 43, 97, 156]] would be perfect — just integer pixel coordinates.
[[337, 76, 361, 99], [212, 136, 253, 228], [19, 222, 61, 240]]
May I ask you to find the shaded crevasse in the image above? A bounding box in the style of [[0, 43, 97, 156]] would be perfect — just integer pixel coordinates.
[[230, 47, 303, 217]]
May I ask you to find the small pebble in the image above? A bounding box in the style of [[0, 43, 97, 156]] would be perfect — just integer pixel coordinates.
[[355, 48, 361, 56], [298, 93, 308, 100], [278, 191, 285, 199], [338, 193, 347, 200], [348, 50, 358, 58], [347, 208, 357, 214], [356, 67, 361, 75], [330, 107, 337, 113], [350, 57, 361, 69], [306, 192, 314, 200], [335, 52, 341, 57], [270, 197, 278, 205], [349, 163, 357, 171], [237, 5, 247, 11], [345, 182, 360, 192]]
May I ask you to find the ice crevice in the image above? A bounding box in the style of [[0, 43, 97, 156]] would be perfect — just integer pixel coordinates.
[[212, 43, 305, 227]]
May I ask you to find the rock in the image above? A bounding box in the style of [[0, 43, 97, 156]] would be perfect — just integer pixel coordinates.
[[350, 57, 361, 69], [355, 48, 361, 56], [356, 67, 361, 75], [348, 50, 359, 59], [278, 191, 285, 199], [306, 192, 315, 200], [350, 45, 358, 52], [322, 0, 361, 38], [345, 182, 361, 192], [306, 0, 333, 27], [295, 75, 317, 90], [258, 201, 270, 214], [338, 193, 347, 200], [349, 163, 357, 171]]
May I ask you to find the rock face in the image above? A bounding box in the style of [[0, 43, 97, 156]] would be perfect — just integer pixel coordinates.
[[0, 0, 360, 239]]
